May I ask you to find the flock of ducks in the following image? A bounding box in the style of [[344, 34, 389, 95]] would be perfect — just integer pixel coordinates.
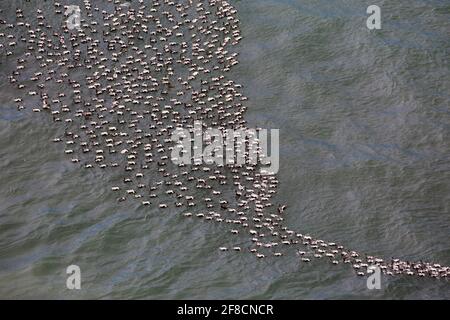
[[1, 0, 448, 280]]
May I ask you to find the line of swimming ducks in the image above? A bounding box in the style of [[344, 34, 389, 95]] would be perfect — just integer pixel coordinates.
[[0, 0, 448, 281]]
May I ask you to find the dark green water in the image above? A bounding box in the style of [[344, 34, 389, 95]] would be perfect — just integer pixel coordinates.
[[0, 0, 449, 299]]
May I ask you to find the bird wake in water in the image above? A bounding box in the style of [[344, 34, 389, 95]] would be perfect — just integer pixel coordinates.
[[0, 0, 449, 281]]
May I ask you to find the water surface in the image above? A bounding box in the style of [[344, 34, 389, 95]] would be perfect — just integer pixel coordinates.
[[0, 0, 449, 299]]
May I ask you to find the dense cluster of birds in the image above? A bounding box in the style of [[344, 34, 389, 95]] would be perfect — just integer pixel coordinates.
[[1, 0, 448, 280]]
